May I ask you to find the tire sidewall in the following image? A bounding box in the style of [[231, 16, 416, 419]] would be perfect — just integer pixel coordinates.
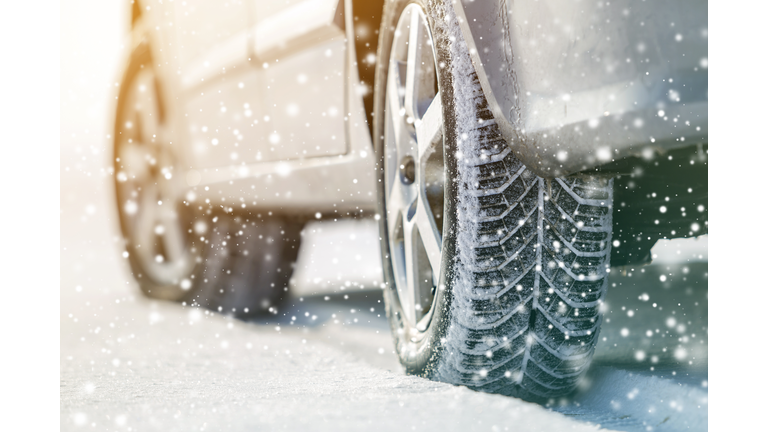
[[373, 0, 461, 376]]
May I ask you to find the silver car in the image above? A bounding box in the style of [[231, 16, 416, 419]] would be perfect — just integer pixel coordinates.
[[112, 0, 707, 400]]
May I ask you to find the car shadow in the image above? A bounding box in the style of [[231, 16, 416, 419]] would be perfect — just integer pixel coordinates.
[[242, 289, 390, 332]]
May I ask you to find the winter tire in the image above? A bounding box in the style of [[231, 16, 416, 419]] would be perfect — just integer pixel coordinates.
[[374, 0, 614, 400], [113, 43, 303, 317]]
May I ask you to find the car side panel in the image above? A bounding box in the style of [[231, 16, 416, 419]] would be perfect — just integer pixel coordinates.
[[188, 0, 377, 214], [166, 0, 263, 172], [251, 0, 348, 162], [125, 0, 376, 215], [171, 0, 251, 71]]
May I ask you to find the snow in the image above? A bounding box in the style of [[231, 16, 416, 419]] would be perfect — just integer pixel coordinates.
[[650, 235, 708, 264], [432, 0, 484, 386], [557, 366, 708, 432], [61, 235, 606, 431]]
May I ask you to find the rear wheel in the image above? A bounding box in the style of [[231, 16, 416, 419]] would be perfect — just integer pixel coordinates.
[[113, 43, 199, 302], [374, 0, 614, 400], [113, 43, 303, 317]]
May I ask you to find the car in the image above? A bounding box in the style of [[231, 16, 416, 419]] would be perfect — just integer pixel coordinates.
[[112, 0, 707, 400]]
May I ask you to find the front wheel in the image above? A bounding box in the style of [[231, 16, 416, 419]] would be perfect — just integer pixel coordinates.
[[373, 0, 614, 400]]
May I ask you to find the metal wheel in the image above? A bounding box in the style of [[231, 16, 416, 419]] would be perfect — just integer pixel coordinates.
[[383, 4, 445, 331], [114, 48, 200, 300]]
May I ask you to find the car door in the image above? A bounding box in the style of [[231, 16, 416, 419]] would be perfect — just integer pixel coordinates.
[[172, 0, 265, 170], [249, 0, 348, 162]]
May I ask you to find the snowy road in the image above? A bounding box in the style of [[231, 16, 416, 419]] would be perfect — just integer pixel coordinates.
[[61, 205, 708, 431]]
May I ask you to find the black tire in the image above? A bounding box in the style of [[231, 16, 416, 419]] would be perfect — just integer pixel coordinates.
[[113, 42, 303, 317], [113, 42, 202, 302], [373, 0, 614, 400], [185, 213, 303, 317]]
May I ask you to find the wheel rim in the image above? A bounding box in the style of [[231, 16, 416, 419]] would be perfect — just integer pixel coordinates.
[[115, 66, 197, 290], [384, 5, 445, 330]]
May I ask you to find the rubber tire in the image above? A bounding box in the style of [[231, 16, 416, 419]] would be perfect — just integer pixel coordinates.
[[373, 0, 614, 400], [185, 213, 303, 318], [114, 43, 303, 318]]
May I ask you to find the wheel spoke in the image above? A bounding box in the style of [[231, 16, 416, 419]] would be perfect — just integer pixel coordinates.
[[132, 71, 162, 144], [402, 216, 420, 324], [403, 11, 423, 121], [134, 182, 160, 253], [387, 180, 405, 238], [414, 194, 442, 280], [387, 207, 413, 325], [158, 205, 186, 265], [387, 68, 406, 145], [415, 94, 442, 161], [387, 68, 418, 161], [157, 146, 185, 204]]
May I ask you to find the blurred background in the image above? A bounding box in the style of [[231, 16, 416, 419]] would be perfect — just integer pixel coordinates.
[[60, 1, 708, 431], [61, 0, 387, 330]]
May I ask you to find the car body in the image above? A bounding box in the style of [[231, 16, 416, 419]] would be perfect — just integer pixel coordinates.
[[117, 0, 706, 267]]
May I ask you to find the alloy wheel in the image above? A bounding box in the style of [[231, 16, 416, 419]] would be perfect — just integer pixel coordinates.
[[383, 5, 445, 330]]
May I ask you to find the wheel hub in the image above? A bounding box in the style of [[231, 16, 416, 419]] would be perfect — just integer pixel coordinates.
[[400, 156, 416, 185]]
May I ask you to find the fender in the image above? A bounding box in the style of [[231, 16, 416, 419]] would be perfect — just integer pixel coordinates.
[[454, 0, 707, 178]]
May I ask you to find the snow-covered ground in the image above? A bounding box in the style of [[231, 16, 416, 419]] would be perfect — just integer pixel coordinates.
[[61, 203, 708, 431], [61, 215, 606, 431]]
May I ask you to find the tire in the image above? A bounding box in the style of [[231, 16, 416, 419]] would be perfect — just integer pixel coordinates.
[[113, 42, 303, 317], [185, 213, 303, 317], [373, 0, 614, 400]]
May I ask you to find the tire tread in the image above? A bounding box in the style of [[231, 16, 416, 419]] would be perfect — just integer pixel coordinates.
[[436, 57, 613, 400]]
